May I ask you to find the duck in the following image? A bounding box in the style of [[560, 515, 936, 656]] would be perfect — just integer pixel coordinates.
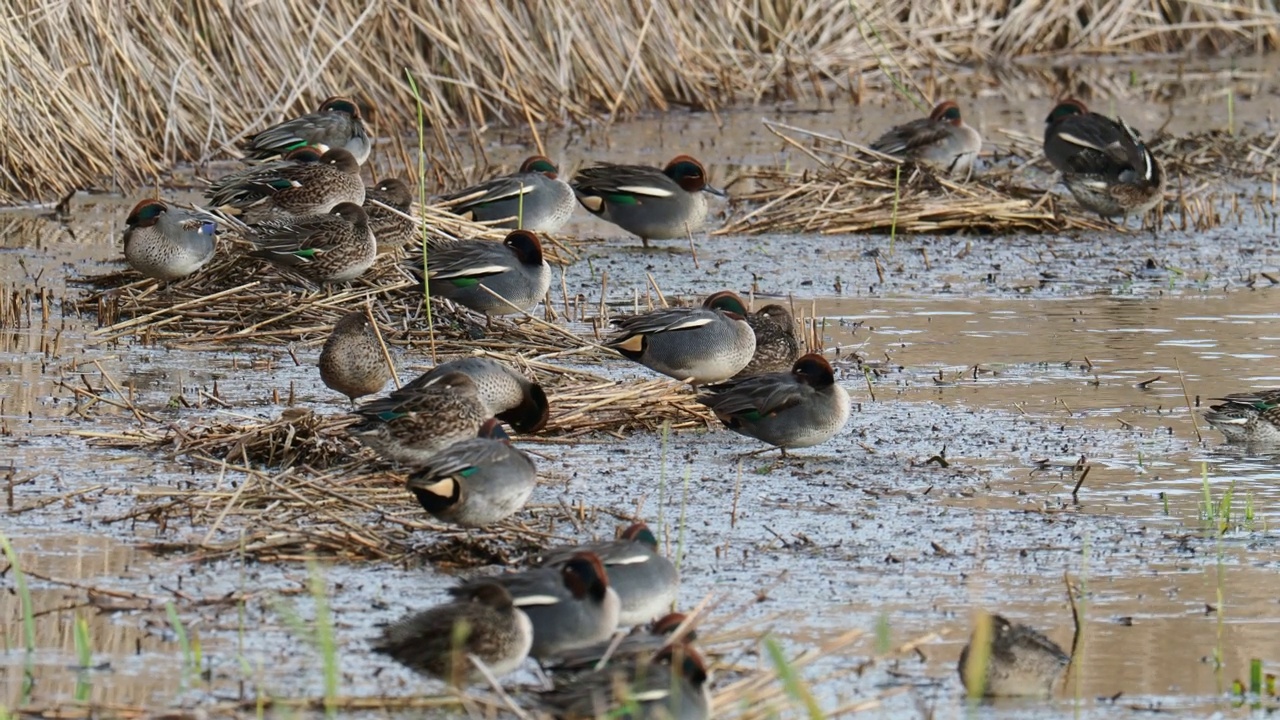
[[122, 199, 217, 281], [318, 308, 393, 403], [870, 100, 982, 177], [207, 148, 365, 224], [363, 177, 416, 252], [401, 356, 549, 433], [410, 230, 551, 315], [958, 613, 1070, 698], [696, 353, 850, 456], [244, 96, 372, 164], [572, 155, 725, 248], [701, 292, 800, 377], [405, 419, 536, 528], [1043, 98, 1165, 222], [348, 370, 487, 465], [538, 642, 711, 720], [372, 581, 532, 685], [1203, 390, 1280, 443], [606, 294, 756, 385], [440, 156, 575, 233], [537, 523, 678, 627], [450, 552, 620, 659], [247, 202, 376, 283], [545, 612, 695, 674]]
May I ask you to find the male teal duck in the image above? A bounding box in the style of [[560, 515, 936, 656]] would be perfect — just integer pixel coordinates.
[[702, 291, 800, 377], [607, 293, 756, 385], [539, 642, 711, 720], [402, 357, 549, 433], [441, 156, 575, 233], [870, 100, 982, 177], [451, 552, 621, 660], [1043, 98, 1165, 222], [412, 230, 551, 315], [405, 419, 536, 528], [697, 354, 850, 456], [572, 155, 725, 248], [245, 96, 372, 164], [122, 199, 217, 281], [538, 522, 679, 627]]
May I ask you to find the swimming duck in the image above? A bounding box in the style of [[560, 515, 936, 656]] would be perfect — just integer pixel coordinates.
[[539, 642, 711, 720], [958, 613, 1070, 698], [1203, 390, 1280, 444]]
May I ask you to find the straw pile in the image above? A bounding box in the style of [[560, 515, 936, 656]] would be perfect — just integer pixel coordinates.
[[5, 0, 1279, 203]]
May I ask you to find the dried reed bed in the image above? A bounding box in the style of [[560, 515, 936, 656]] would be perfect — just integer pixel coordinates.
[[5, 0, 1278, 203]]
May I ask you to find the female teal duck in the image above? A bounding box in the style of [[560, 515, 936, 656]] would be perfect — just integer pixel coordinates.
[[363, 177, 416, 253], [318, 308, 392, 403], [871, 100, 982, 177], [607, 292, 756, 385], [538, 522, 679, 627], [245, 96, 372, 164], [1043, 98, 1165, 222], [697, 354, 850, 456], [373, 581, 532, 685], [402, 357, 549, 433], [958, 613, 1070, 698], [207, 148, 364, 224], [572, 155, 725, 247], [122, 199, 217, 281], [1203, 390, 1280, 443], [349, 370, 487, 465], [702, 291, 800, 377], [248, 202, 376, 283], [440, 156, 575, 233], [406, 419, 536, 528], [413, 230, 551, 315]]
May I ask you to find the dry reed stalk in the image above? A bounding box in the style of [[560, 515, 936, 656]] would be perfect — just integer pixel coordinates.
[[3, 1, 1277, 203]]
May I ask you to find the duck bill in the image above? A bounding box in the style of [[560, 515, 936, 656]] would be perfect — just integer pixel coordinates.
[[702, 183, 728, 199]]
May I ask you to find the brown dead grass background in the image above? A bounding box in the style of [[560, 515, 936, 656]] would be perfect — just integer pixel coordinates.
[[2, 0, 1278, 203]]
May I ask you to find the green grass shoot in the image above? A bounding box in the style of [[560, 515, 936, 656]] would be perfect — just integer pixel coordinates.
[[405, 68, 437, 363], [962, 612, 992, 701], [308, 563, 339, 716], [764, 635, 824, 719], [74, 614, 92, 668], [166, 601, 199, 683], [0, 534, 36, 653], [874, 612, 891, 654]]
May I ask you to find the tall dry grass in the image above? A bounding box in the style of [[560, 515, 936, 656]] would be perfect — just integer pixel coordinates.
[[2, 0, 1277, 203]]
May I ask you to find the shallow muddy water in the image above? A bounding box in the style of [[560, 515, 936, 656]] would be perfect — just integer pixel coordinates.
[[4, 80, 1280, 718]]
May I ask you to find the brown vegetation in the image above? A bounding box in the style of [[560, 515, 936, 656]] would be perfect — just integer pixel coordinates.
[[4, 0, 1278, 203]]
